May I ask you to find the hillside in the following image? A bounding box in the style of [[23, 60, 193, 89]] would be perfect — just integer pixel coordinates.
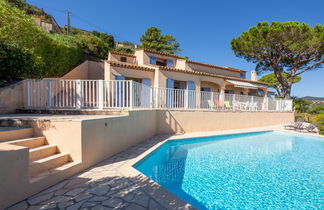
[[302, 96, 324, 101]]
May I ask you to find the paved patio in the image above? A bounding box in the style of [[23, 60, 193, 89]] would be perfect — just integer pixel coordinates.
[[7, 125, 322, 210]]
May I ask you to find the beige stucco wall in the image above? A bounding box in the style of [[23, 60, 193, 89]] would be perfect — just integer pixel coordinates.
[[0, 81, 24, 114], [61, 60, 104, 80], [156, 110, 294, 134], [108, 53, 136, 64], [107, 65, 155, 83], [188, 63, 241, 78]]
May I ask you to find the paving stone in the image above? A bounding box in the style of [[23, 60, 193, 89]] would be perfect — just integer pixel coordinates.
[[74, 193, 93, 202], [88, 185, 111, 196], [35, 180, 68, 196], [57, 200, 74, 209], [65, 187, 86, 196], [101, 198, 124, 208], [125, 203, 146, 210], [27, 192, 54, 205], [81, 201, 100, 207], [149, 199, 164, 210], [42, 195, 72, 204], [91, 205, 113, 210], [66, 200, 87, 210], [132, 194, 150, 207], [88, 196, 108, 202], [6, 201, 28, 210]]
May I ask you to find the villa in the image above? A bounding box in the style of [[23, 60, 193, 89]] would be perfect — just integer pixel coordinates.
[[0, 49, 297, 209]]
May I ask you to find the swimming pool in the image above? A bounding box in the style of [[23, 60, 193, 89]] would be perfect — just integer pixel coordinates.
[[134, 131, 324, 209]]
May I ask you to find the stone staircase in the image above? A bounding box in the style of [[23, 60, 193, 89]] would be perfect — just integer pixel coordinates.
[[0, 127, 75, 182]]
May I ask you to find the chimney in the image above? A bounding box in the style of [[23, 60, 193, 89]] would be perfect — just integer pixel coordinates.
[[251, 70, 257, 81]]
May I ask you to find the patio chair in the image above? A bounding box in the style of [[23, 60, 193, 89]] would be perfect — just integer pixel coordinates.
[[224, 101, 232, 109], [298, 122, 318, 133], [208, 100, 216, 109], [232, 100, 240, 111], [284, 118, 304, 130], [215, 99, 223, 109]]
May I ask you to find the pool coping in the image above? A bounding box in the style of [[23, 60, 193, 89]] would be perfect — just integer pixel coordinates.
[[117, 124, 323, 209]]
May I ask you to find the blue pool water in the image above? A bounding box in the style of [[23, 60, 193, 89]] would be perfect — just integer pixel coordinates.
[[134, 131, 324, 209]]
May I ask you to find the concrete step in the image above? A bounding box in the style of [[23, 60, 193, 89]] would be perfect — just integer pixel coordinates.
[[29, 161, 80, 183], [29, 153, 70, 177], [8, 137, 46, 148], [29, 145, 58, 161], [0, 127, 34, 142]]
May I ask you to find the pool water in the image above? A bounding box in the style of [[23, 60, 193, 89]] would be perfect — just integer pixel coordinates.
[[134, 131, 324, 209]]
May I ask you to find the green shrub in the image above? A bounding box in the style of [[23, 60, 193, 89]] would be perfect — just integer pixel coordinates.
[[0, 39, 43, 81], [312, 114, 324, 123], [0, 0, 83, 78]]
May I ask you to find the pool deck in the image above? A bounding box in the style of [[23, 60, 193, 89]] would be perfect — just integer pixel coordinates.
[[7, 125, 323, 210]]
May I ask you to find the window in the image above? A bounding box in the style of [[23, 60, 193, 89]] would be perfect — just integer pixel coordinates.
[[166, 59, 174, 67], [120, 57, 127, 62], [149, 56, 156, 65], [240, 73, 245, 79]]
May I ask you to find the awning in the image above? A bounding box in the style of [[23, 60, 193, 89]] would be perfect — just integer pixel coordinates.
[[226, 80, 266, 89]]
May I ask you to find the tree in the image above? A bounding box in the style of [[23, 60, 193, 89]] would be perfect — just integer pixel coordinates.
[[231, 22, 324, 99], [293, 98, 313, 113], [259, 73, 301, 96], [140, 27, 181, 54]]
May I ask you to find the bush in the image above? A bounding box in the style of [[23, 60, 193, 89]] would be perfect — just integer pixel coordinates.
[[0, 0, 83, 78], [0, 39, 43, 81]]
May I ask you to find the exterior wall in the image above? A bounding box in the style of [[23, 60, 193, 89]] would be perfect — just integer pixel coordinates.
[[188, 63, 241, 78], [134, 50, 145, 65], [88, 61, 104, 80], [61, 61, 89, 79], [61, 60, 104, 80], [0, 81, 24, 114], [108, 66, 155, 82], [108, 53, 136, 64], [142, 51, 177, 67], [200, 81, 221, 92], [156, 110, 294, 134]]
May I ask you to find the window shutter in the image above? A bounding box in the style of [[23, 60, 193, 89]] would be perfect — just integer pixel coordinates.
[[166, 78, 174, 89], [166, 59, 174, 67], [204, 88, 211, 92], [115, 75, 125, 80], [229, 90, 234, 94], [187, 81, 195, 108], [142, 78, 151, 87], [187, 81, 195, 90], [149, 56, 156, 65]]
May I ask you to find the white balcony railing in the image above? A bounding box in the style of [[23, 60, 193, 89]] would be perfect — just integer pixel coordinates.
[[25, 79, 293, 112]]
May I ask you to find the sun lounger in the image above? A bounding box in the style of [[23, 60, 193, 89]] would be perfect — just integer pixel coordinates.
[[298, 122, 318, 133], [208, 100, 216, 109], [284, 118, 304, 130]]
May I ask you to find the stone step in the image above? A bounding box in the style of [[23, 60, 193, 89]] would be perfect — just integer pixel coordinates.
[[29, 153, 71, 177], [29, 145, 58, 161], [29, 161, 80, 183], [8, 137, 46, 149], [0, 127, 34, 142]]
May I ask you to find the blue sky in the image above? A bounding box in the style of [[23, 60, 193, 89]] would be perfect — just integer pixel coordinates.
[[27, 0, 324, 97]]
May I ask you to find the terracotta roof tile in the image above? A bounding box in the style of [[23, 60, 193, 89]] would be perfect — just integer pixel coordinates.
[[107, 61, 155, 72], [158, 66, 267, 86], [186, 60, 246, 72], [110, 51, 136, 58]]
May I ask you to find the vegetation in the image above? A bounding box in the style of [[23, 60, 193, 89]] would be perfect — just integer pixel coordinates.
[[6, 0, 52, 23], [0, 0, 83, 81], [231, 21, 324, 99], [259, 73, 301, 96], [63, 27, 115, 59], [114, 41, 136, 54], [294, 97, 324, 135], [140, 26, 181, 54]]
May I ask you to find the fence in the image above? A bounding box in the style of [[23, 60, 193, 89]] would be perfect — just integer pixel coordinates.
[[25, 79, 293, 112]]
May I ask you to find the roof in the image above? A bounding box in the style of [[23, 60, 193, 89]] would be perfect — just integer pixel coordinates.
[[141, 49, 182, 59], [186, 60, 246, 73], [107, 61, 155, 72], [158, 66, 267, 86], [110, 51, 136, 58], [226, 80, 266, 89]]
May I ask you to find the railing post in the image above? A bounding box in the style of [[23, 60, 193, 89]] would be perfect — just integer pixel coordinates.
[[26, 79, 31, 108], [98, 80, 104, 110], [76, 80, 82, 109], [46, 80, 52, 108], [130, 80, 133, 109]]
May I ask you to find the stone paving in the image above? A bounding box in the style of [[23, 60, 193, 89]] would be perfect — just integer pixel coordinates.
[[7, 135, 173, 210]]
